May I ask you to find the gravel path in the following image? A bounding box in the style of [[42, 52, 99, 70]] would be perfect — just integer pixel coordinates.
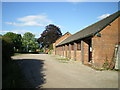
[[12, 54, 118, 88]]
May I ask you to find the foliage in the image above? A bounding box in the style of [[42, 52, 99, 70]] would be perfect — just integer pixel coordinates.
[[3, 32, 39, 52], [2, 36, 14, 64], [102, 59, 109, 70], [37, 24, 62, 49], [48, 44, 53, 50], [2, 32, 38, 88], [22, 32, 39, 52], [3, 32, 22, 51], [102, 55, 115, 70]]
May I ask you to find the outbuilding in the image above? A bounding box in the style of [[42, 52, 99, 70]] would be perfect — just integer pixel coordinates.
[[53, 32, 71, 55], [55, 11, 120, 69]]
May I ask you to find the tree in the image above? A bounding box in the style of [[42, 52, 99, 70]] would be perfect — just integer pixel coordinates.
[[22, 32, 39, 52], [2, 36, 14, 64], [37, 24, 62, 49], [3, 32, 22, 51]]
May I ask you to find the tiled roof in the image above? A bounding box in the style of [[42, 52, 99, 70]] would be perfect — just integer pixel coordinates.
[[57, 11, 120, 46], [55, 32, 71, 41]]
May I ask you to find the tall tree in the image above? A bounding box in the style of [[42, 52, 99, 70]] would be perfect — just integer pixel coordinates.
[[37, 24, 62, 49], [22, 32, 39, 52], [3, 32, 22, 51]]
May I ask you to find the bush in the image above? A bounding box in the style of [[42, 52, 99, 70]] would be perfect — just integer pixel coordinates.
[[2, 36, 14, 64], [48, 44, 53, 50]]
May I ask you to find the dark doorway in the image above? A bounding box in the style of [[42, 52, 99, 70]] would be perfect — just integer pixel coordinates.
[[88, 38, 92, 62]]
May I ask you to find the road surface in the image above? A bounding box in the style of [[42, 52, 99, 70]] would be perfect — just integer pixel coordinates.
[[12, 54, 118, 88]]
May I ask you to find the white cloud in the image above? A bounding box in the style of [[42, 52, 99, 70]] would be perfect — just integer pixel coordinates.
[[0, 30, 40, 38], [6, 22, 44, 26], [0, 30, 10, 33], [0, 30, 30, 35], [5, 14, 53, 27], [97, 13, 110, 19]]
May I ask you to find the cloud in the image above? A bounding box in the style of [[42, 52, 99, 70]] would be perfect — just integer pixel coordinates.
[[5, 14, 53, 27], [5, 22, 44, 26], [97, 13, 110, 19], [0, 30, 41, 38], [0, 30, 10, 33], [0, 30, 30, 35]]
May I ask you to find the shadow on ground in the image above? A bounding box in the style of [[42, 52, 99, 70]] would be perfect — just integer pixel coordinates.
[[13, 58, 46, 88]]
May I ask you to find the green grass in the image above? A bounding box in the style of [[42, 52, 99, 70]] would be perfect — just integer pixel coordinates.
[[57, 58, 69, 61], [14, 53, 23, 56], [14, 53, 33, 55], [56, 58, 70, 63], [14, 52, 39, 56], [90, 65, 119, 71]]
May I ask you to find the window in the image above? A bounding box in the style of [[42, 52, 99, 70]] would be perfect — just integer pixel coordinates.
[[71, 44, 74, 50], [77, 43, 81, 50], [67, 44, 69, 50]]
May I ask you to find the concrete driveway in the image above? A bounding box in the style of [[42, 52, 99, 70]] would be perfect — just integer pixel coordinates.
[[12, 54, 118, 88]]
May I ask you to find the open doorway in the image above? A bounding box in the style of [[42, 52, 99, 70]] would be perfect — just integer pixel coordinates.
[[88, 39, 92, 63], [81, 38, 92, 64]]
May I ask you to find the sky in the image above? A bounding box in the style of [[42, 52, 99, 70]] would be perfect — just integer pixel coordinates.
[[1, 1, 119, 38]]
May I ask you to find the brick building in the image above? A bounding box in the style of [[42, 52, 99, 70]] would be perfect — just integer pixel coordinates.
[[55, 11, 120, 69], [53, 32, 71, 55]]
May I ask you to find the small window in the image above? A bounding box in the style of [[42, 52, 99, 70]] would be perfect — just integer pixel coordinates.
[[77, 43, 81, 50], [71, 44, 74, 50], [67, 45, 69, 50]]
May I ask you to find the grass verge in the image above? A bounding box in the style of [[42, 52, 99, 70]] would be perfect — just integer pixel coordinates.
[[56, 58, 70, 63]]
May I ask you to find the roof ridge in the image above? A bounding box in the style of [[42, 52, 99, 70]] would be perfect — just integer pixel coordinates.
[[70, 10, 120, 37], [57, 11, 120, 46], [55, 32, 71, 43]]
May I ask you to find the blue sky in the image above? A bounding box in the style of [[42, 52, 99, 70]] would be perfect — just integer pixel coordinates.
[[1, 2, 118, 38]]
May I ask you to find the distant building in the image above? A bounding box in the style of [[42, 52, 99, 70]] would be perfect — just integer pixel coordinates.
[[55, 11, 120, 69], [53, 32, 71, 55]]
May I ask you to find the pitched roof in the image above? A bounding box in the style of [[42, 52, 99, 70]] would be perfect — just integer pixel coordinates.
[[57, 11, 120, 46], [54, 32, 71, 42]]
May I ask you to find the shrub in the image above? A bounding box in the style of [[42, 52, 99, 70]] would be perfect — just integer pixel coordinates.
[[2, 36, 14, 64]]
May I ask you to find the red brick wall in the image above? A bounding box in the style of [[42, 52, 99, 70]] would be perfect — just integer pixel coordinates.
[[71, 51, 74, 60], [82, 40, 89, 64], [63, 45, 66, 57], [54, 33, 71, 55], [92, 17, 119, 68], [65, 45, 67, 57], [53, 43, 55, 55], [55, 16, 119, 69], [56, 47, 58, 55], [58, 47, 60, 55], [74, 43, 77, 60], [76, 51, 81, 61], [62, 46, 64, 56], [69, 44, 71, 59], [76, 41, 82, 61], [55, 33, 71, 45], [67, 45, 69, 58], [60, 46, 62, 56]]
